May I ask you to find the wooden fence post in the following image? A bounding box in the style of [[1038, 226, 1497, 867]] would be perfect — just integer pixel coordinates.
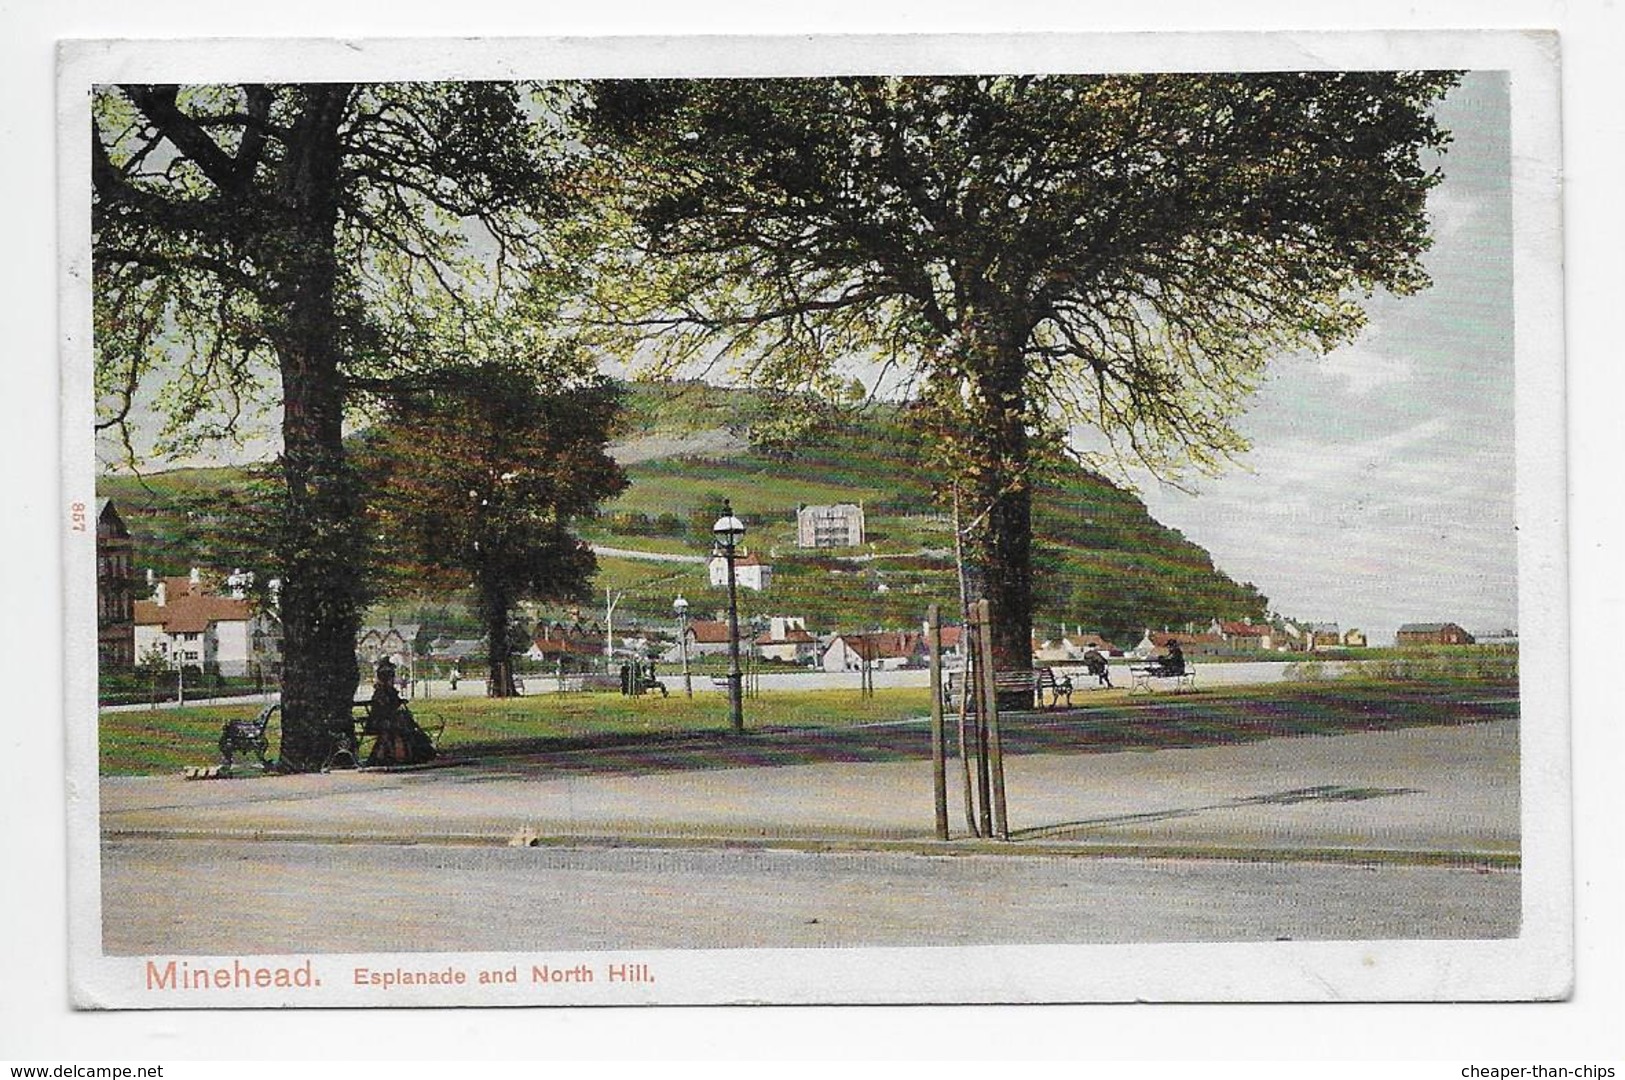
[[976, 598, 1010, 840]]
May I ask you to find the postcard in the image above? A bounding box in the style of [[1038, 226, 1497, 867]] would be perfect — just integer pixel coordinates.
[[60, 29, 1569, 1008]]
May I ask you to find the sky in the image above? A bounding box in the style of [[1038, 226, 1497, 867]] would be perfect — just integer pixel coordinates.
[[96, 71, 1520, 647], [1129, 70, 1517, 644]]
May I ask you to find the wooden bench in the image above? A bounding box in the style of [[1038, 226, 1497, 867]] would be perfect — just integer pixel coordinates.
[[218, 703, 278, 770], [945, 667, 1073, 710], [1129, 663, 1197, 694], [325, 704, 446, 770]]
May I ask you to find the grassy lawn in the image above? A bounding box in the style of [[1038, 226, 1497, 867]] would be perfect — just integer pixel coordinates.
[[97, 687, 935, 776], [96, 673, 1519, 777]]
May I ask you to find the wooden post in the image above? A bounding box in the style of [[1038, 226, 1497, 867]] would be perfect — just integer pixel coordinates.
[[977, 598, 1010, 840], [971, 608, 993, 839], [956, 637, 981, 838], [927, 604, 949, 840]]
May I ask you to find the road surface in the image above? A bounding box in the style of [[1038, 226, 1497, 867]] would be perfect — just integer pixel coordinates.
[[101, 837, 1519, 955]]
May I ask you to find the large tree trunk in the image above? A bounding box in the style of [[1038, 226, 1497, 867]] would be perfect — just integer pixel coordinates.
[[267, 86, 366, 771], [482, 580, 518, 698], [962, 314, 1036, 711]]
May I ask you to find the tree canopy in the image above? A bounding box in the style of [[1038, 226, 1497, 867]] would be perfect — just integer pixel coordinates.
[[357, 362, 628, 696], [92, 82, 572, 767], [579, 72, 1458, 673]]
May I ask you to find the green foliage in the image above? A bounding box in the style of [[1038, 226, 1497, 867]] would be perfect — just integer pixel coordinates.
[[580, 73, 1457, 666], [93, 82, 583, 766], [355, 363, 629, 690], [583, 75, 1457, 482]]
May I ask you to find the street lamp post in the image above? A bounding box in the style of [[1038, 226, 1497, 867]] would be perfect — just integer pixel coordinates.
[[673, 594, 693, 698], [712, 500, 746, 735]]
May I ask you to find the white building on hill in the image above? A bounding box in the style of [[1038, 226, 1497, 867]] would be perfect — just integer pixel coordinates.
[[796, 503, 865, 548], [708, 550, 772, 591]]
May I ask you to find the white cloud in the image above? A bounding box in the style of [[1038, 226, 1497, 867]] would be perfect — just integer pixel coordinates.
[[1425, 184, 1486, 243], [1311, 343, 1416, 397], [1138, 411, 1516, 643]]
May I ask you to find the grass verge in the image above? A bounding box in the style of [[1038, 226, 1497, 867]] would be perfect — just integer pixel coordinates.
[[97, 687, 934, 776], [98, 676, 1517, 777]]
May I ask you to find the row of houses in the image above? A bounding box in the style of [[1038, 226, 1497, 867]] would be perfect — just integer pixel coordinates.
[[97, 499, 1495, 686], [99, 500, 284, 678], [129, 568, 283, 678]]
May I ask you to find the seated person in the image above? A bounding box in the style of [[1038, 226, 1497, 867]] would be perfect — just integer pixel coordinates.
[[1147, 640, 1186, 677], [362, 659, 436, 766]]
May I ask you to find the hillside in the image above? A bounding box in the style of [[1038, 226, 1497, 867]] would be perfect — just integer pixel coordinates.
[[97, 380, 1269, 645]]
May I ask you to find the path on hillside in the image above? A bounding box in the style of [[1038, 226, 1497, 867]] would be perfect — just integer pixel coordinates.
[[583, 543, 708, 565]]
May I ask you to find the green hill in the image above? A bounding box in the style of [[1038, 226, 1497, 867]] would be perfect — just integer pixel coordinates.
[[586, 382, 1266, 642], [97, 380, 1268, 645]]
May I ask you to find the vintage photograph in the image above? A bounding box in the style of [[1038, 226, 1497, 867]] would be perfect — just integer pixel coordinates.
[[62, 32, 1568, 1008]]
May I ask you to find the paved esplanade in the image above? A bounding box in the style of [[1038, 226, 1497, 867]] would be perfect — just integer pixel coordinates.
[[102, 711, 1517, 860], [98, 695, 1520, 952]]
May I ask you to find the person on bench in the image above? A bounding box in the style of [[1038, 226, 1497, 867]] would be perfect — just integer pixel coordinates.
[[362, 658, 436, 766], [1146, 639, 1185, 678]]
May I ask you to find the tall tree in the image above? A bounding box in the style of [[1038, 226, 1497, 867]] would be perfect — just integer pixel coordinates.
[[356, 363, 628, 696], [579, 73, 1457, 684], [93, 83, 566, 768]]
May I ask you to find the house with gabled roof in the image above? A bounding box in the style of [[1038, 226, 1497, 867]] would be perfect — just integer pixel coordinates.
[[134, 567, 280, 678], [1304, 623, 1343, 651], [525, 622, 601, 671], [822, 630, 926, 672], [1396, 622, 1475, 647], [708, 549, 772, 591], [1132, 629, 1226, 659], [1209, 618, 1276, 652], [682, 619, 742, 657], [755, 616, 818, 664], [357, 623, 421, 680]]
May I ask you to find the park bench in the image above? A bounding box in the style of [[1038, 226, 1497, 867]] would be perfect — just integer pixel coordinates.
[[324, 703, 446, 771], [218, 703, 278, 770], [945, 667, 1073, 710], [1128, 662, 1197, 694]]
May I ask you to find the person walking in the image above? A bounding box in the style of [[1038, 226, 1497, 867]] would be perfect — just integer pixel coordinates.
[[1083, 646, 1112, 687]]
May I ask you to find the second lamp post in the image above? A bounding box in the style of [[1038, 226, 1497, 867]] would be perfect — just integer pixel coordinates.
[[712, 499, 746, 735]]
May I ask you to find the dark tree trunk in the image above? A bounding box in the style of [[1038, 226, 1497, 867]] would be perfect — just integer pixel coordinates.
[[962, 312, 1036, 711], [481, 579, 518, 698], [265, 86, 366, 771]]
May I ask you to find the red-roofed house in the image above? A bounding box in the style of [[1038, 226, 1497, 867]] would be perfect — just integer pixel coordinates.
[[683, 619, 742, 657], [526, 623, 600, 671], [821, 630, 926, 672], [1132, 629, 1226, 659], [1209, 618, 1277, 652], [134, 568, 280, 678], [755, 616, 818, 664]]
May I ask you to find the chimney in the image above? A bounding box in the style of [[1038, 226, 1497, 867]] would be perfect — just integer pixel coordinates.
[[189, 567, 201, 590]]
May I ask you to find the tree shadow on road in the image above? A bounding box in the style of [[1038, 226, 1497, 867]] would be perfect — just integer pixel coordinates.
[[1011, 784, 1426, 841]]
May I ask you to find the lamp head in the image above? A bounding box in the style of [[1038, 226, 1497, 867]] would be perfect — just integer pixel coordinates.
[[711, 499, 746, 548]]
